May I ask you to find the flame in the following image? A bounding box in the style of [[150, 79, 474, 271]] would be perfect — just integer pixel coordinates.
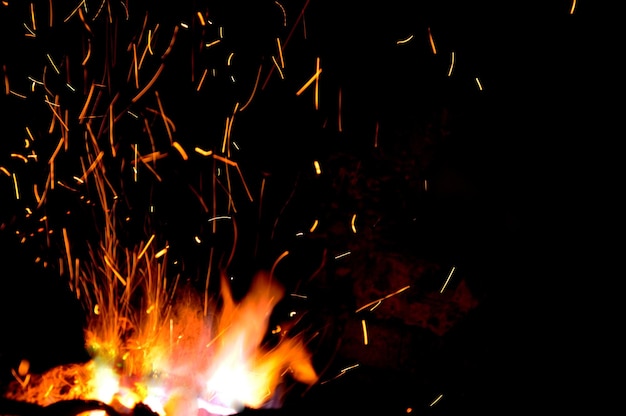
[[6, 268, 317, 416]]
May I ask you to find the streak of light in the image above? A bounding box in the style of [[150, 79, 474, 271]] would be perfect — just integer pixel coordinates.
[[196, 11, 206, 26], [130, 63, 164, 103], [62, 227, 74, 281], [77, 7, 93, 37], [295, 65, 322, 96], [12, 173, 20, 199], [194, 147, 214, 157], [47, 0, 53, 27], [30, 2, 37, 31], [23, 23, 35, 37], [3, 64, 9, 95], [320, 363, 360, 384], [428, 27, 437, 55], [10, 154, 28, 163], [396, 34, 414, 44], [475, 77, 483, 91], [78, 150, 104, 182], [78, 82, 95, 121], [271, 56, 285, 79], [429, 394, 444, 407], [180, 22, 188, 29], [314, 57, 320, 109], [207, 216, 232, 222], [137, 235, 155, 260], [172, 142, 189, 160], [350, 214, 357, 233], [570, 0, 577, 14], [196, 68, 208, 91], [334, 251, 350, 260], [9, 90, 27, 99], [447, 51, 455, 76], [355, 285, 411, 313], [63, 1, 85, 23], [361, 320, 369, 345], [275, 1, 287, 26], [103, 254, 126, 286], [440, 266, 455, 294], [0, 167, 10, 176], [155, 245, 169, 258], [205, 39, 221, 48], [226, 52, 235, 66], [46, 53, 60, 74], [239, 64, 263, 112], [46, 98, 68, 131], [194, 236, 202, 244], [276, 37, 285, 68], [146, 26, 158, 60], [155, 91, 174, 143], [270, 250, 290, 279], [134, 144, 138, 181], [313, 160, 321, 174], [132, 43, 139, 88], [309, 219, 318, 232]]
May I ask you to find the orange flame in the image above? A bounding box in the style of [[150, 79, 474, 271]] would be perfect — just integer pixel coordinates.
[[6, 270, 317, 416]]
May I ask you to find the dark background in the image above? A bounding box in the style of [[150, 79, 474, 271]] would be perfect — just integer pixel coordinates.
[[0, 0, 619, 414]]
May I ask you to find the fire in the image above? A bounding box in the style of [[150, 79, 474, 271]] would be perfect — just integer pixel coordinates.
[[5, 268, 317, 416]]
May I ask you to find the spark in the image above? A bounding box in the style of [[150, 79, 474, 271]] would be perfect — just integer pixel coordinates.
[[276, 37, 285, 68], [570, 0, 577, 14], [207, 216, 232, 222], [308, 220, 318, 232], [12, 173, 20, 199], [194, 147, 214, 157], [137, 234, 156, 260], [227, 52, 235, 66], [429, 394, 444, 406], [271, 56, 285, 79], [196, 68, 208, 91], [447, 51, 455, 77], [205, 39, 221, 48], [275, 1, 287, 26], [0, 167, 10, 176], [10, 154, 28, 163], [155, 245, 169, 258], [361, 320, 369, 345], [350, 214, 357, 233], [440, 266, 456, 294], [313, 160, 321, 174], [78, 82, 95, 121], [396, 34, 414, 45], [131, 63, 165, 103], [23, 22, 35, 37], [321, 363, 360, 384], [334, 251, 350, 260], [239, 64, 263, 112], [355, 285, 411, 313], [9, 90, 27, 99], [295, 63, 322, 96], [475, 77, 483, 91], [196, 11, 206, 26], [172, 142, 188, 160], [29, 2, 37, 31], [428, 27, 437, 55]]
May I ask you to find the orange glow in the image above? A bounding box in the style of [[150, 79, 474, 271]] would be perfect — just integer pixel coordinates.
[[5, 268, 317, 416]]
